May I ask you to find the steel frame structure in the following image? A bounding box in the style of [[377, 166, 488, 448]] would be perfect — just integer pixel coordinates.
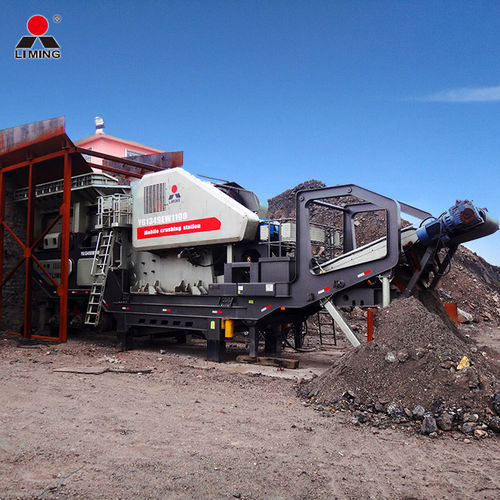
[[0, 144, 73, 340], [0, 117, 181, 342]]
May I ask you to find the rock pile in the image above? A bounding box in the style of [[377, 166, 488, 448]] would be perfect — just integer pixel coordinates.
[[267, 179, 326, 219], [439, 246, 500, 324], [300, 293, 500, 436]]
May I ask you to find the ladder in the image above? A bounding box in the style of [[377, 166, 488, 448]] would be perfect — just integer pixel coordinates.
[[85, 229, 114, 326], [317, 310, 337, 346]]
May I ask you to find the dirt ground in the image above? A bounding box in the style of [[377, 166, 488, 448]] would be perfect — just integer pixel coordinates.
[[0, 327, 499, 499]]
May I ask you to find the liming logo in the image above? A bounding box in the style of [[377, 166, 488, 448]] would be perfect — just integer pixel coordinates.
[[15, 15, 61, 59], [168, 185, 181, 204]]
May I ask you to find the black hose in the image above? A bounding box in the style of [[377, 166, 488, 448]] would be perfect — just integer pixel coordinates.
[[284, 338, 316, 352]]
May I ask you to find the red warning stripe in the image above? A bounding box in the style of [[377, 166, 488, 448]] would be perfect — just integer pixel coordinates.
[[137, 217, 221, 240], [357, 269, 372, 278]]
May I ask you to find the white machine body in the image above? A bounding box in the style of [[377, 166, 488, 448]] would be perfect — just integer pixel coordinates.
[[132, 168, 260, 251]]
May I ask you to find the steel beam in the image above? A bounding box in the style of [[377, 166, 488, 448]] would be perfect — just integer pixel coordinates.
[[76, 147, 164, 172], [1, 221, 25, 249], [31, 213, 61, 251], [31, 254, 59, 289], [0, 149, 66, 173], [398, 201, 432, 220], [85, 161, 143, 179], [0, 256, 24, 288]]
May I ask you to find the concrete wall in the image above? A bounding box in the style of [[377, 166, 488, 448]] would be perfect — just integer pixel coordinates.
[[77, 136, 161, 166]]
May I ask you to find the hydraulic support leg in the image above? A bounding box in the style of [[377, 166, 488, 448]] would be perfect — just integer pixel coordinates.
[[206, 319, 226, 362], [264, 324, 282, 354], [116, 314, 132, 350], [248, 324, 258, 358], [117, 329, 133, 351]]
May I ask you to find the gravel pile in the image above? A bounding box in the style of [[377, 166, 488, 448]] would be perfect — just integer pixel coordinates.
[[439, 246, 500, 324], [267, 179, 325, 219], [301, 292, 500, 436]]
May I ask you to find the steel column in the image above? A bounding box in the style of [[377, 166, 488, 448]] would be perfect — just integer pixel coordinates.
[[23, 161, 35, 337], [367, 308, 376, 342], [0, 172, 5, 329], [57, 151, 72, 342], [381, 275, 391, 307]]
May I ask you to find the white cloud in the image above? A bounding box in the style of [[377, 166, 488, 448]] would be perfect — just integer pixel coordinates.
[[420, 84, 500, 102]]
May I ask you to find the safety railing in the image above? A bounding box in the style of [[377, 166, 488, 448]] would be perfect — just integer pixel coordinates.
[[13, 172, 125, 201], [96, 194, 133, 228]]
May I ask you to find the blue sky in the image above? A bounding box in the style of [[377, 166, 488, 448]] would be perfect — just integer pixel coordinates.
[[1, 1, 499, 263]]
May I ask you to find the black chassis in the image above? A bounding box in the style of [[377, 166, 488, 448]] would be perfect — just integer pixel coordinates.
[[103, 184, 410, 361]]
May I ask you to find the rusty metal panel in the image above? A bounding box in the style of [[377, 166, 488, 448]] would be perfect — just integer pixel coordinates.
[[102, 151, 184, 175], [126, 151, 183, 168], [0, 116, 65, 154]]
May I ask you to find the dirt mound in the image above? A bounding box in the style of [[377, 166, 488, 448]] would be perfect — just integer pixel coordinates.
[[439, 246, 500, 324], [301, 293, 500, 434], [267, 179, 325, 218]]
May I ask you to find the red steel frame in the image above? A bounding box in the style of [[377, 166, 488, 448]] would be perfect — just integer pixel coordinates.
[[0, 142, 175, 342], [0, 147, 73, 341]]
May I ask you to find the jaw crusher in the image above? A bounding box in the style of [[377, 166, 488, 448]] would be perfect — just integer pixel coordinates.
[[76, 166, 497, 360]]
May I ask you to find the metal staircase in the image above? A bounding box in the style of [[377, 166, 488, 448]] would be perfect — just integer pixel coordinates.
[[85, 230, 114, 326]]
